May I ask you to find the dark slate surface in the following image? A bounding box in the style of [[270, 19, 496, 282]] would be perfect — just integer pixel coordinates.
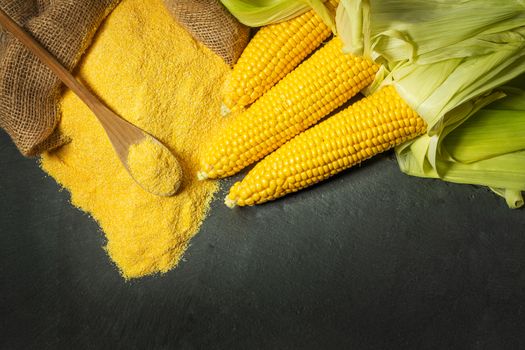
[[1, 128, 525, 349]]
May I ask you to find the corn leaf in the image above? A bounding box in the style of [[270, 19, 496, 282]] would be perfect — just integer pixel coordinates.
[[394, 30, 525, 130], [220, 0, 334, 29], [336, 0, 525, 129], [444, 109, 525, 163], [396, 84, 525, 208], [337, 0, 525, 61], [220, 0, 309, 26], [336, 0, 525, 208], [491, 188, 524, 209]]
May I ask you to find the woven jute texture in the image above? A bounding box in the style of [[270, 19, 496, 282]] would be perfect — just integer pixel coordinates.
[[0, 0, 120, 156], [163, 0, 249, 66]]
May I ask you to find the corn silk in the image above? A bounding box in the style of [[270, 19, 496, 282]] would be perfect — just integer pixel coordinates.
[[41, 0, 228, 278]]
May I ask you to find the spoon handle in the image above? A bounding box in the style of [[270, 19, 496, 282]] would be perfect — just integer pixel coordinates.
[[0, 8, 103, 114]]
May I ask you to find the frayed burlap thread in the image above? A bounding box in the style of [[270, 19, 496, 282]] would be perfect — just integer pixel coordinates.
[[0, 0, 120, 156], [163, 0, 249, 66]]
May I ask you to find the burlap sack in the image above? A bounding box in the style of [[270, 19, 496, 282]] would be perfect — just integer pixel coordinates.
[[163, 0, 250, 66], [0, 0, 119, 156]]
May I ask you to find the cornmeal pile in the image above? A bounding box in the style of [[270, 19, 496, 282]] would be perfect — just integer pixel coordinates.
[[41, 0, 228, 279]]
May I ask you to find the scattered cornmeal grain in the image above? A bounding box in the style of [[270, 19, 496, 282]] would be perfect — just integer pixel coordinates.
[[127, 138, 182, 196], [41, 0, 228, 279]]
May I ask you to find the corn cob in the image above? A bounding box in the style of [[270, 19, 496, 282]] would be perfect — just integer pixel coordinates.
[[199, 37, 379, 180], [223, 9, 333, 114], [225, 86, 427, 207]]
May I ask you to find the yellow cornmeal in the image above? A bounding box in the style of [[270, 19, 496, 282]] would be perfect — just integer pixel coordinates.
[[127, 138, 182, 196], [41, 0, 228, 279]]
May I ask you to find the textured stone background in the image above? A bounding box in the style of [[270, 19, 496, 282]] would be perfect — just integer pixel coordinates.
[[1, 129, 524, 349]]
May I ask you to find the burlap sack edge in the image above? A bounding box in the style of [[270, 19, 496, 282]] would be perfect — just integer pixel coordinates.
[[0, 0, 121, 157], [162, 0, 250, 67]]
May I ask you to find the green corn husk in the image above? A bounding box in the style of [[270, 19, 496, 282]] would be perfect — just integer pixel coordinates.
[[220, 0, 336, 31], [397, 81, 525, 208], [336, 0, 525, 62], [336, 0, 525, 208]]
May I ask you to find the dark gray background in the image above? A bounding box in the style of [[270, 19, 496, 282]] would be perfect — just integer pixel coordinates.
[[1, 128, 525, 349]]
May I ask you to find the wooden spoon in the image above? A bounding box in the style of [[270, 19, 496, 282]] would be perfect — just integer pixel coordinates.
[[0, 8, 182, 197]]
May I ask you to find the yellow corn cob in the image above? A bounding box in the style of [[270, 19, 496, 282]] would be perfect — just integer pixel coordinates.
[[225, 86, 427, 207], [223, 9, 333, 114], [199, 37, 379, 180]]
